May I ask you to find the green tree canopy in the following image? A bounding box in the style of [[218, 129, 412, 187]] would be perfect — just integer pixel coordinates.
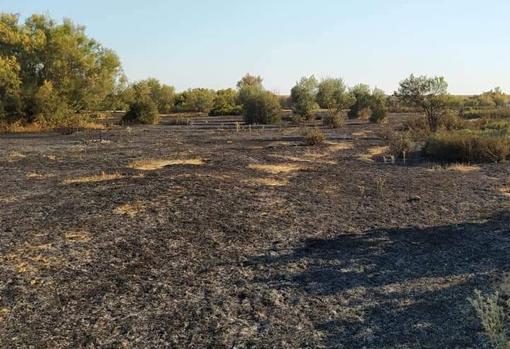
[[396, 74, 450, 131], [291, 75, 319, 119], [0, 13, 122, 123]]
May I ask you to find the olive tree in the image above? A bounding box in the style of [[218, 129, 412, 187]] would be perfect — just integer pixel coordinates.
[[348, 84, 372, 119], [291, 75, 319, 120], [317, 78, 354, 117], [237, 73, 264, 106], [395, 74, 450, 132]]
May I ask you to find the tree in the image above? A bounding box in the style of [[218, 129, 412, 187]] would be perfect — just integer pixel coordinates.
[[395, 74, 450, 132], [243, 89, 281, 124], [369, 88, 388, 123], [0, 55, 21, 120], [237, 73, 264, 106], [348, 84, 372, 119], [174, 88, 215, 112], [0, 13, 122, 123], [209, 89, 242, 116], [122, 96, 159, 124], [317, 78, 354, 118], [291, 75, 319, 119]]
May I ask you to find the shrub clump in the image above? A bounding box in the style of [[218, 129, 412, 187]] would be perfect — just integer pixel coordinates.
[[424, 130, 510, 163], [323, 114, 345, 128], [243, 90, 281, 125], [387, 131, 414, 158], [302, 128, 325, 145], [462, 108, 510, 120], [122, 98, 159, 124]]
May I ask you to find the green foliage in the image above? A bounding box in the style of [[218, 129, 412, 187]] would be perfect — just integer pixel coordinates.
[[32, 81, 72, 127], [0, 55, 21, 120], [125, 79, 175, 113], [369, 89, 388, 123], [424, 130, 510, 163], [174, 88, 215, 113], [237, 73, 264, 106], [122, 96, 159, 124], [465, 88, 509, 109], [388, 131, 414, 158], [348, 84, 372, 119], [462, 108, 510, 120], [302, 128, 325, 145], [323, 114, 345, 128], [209, 88, 242, 116], [291, 75, 319, 119], [317, 78, 354, 121], [0, 13, 122, 124], [243, 90, 281, 124], [396, 74, 451, 131], [469, 276, 510, 349]]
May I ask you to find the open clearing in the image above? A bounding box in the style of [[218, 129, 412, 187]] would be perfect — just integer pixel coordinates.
[[1, 115, 509, 348]]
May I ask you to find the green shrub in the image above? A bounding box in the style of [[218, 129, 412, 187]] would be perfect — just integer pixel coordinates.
[[469, 275, 510, 349], [209, 88, 243, 116], [388, 131, 414, 158], [174, 88, 215, 112], [33, 81, 73, 127], [348, 84, 372, 119], [243, 90, 281, 124], [462, 108, 510, 120], [369, 89, 388, 123], [424, 130, 510, 163], [302, 128, 325, 145], [291, 76, 319, 120], [122, 98, 159, 124], [323, 114, 345, 128]]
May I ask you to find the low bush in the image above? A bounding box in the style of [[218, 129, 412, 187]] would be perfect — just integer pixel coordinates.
[[424, 130, 510, 163], [122, 98, 159, 124], [462, 108, 510, 120], [209, 105, 243, 116], [469, 274, 510, 349], [369, 106, 387, 124], [323, 114, 345, 128], [388, 131, 414, 158], [302, 128, 325, 145], [243, 90, 281, 124]]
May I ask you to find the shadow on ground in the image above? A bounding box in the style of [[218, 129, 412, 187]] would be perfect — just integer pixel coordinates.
[[249, 211, 510, 348]]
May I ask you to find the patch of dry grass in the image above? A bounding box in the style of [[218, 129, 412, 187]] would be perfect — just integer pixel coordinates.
[[359, 146, 389, 162], [113, 202, 145, 217], [8, 151, 26, 162], [244, 177, 290, 187], [26, 172, 49, 179], [129, 158, 204, 170], [326, 141, 354, 152], [64, 230, 91, 243], [248, 163, 304, 174], [63, 172, 123, 185], [447, 164, 481, 173]]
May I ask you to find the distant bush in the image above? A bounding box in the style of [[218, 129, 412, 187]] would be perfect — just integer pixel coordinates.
[[174, 88, 215, 113], [209, 89, 242, 116], [302, 128, 325, 145], [291, 76, 319, 120], [369, 89, 388, 123], [348, 84, 372, 119], [323, 114, 345, 128], [243, 90, 281, 124], [462, 108, 510, 120], [424, 130, 510, 163], [388, 131, 414, 158], [122, 97, 159, 124]]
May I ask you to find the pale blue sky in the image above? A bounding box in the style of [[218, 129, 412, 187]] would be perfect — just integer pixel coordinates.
[[2, 0, 510, 94]]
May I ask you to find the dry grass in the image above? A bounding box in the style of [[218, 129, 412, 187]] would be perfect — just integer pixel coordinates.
[[248, 163, 304, 174], [8, 151, 26, 162], [352, 130, 372, 138], [0, 120, 106, 134], [113, 202, 145, 217], [244, 177, 290, 187], [128, 158, 204, 170], [326, 141, 354, 152], [26, 172, 49, 179], [64, 230, 91, 243], [447, 164, 481, 173], [62, 172, 123, 185], [359, 146, 389, 162]]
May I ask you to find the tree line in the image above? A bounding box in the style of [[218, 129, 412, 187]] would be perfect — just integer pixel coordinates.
[[1, 13, 508, 128]]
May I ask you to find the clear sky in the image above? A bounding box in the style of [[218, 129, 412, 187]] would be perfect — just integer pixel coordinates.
[[2, 0, 510, 94]]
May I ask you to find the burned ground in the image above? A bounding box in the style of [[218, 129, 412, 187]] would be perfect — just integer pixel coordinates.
[[1, 116, 509, 348]]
